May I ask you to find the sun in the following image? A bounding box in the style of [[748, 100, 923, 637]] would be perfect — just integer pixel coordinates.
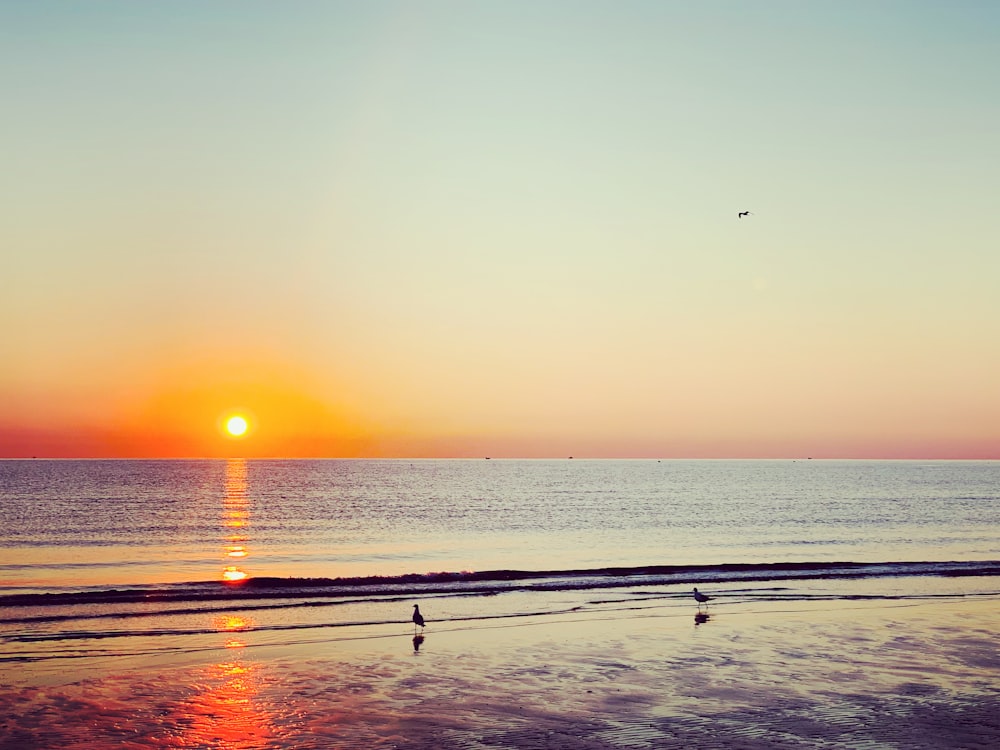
[[218, 410, 255, 444], [225, 415, 249, 437]]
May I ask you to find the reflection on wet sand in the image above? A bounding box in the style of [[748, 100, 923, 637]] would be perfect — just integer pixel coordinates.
[[151, 624, 269, 741], [171, 655, 275, 749], [216, 614, 252, 651], [168, 458, 276, 749]]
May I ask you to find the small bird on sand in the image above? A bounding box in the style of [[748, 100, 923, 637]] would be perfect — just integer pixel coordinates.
[[693, 588, 713, 608], [738, 211, 752, 218], [412, 604, 425, 633]]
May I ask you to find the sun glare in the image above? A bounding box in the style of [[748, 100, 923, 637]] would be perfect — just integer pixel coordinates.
[[223, 566, 248, 583], [225, 416, 248, 437]]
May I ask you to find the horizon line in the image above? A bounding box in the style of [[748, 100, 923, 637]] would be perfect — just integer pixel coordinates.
[[2, 455, 997, 462]]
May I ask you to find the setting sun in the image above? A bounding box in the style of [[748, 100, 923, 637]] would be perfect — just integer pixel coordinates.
[[225, 416, 248, 437]]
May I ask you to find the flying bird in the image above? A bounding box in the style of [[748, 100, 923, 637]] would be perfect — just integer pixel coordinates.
[[412, 604, 425, 633], [738, 211, 752, 218], [693, 587, 713, 609]]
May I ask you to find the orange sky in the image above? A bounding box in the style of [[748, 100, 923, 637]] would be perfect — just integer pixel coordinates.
[[3, 3, 998, 458]]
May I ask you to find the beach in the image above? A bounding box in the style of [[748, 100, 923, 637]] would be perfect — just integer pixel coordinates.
[[2, 459, 998, 748], [3, 587, 997, 749]]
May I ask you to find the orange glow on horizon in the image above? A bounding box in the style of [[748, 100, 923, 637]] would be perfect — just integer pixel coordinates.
[[2, 347, 995, 459], [65, 357, 374, 457], [16, 350, 978, 460]]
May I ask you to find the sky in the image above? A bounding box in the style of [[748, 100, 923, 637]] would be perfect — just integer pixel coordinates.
[[2, 0, 998, 459]]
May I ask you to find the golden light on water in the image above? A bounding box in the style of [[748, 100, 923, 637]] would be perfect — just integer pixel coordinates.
[[182, 459, 271, 750], [222, 460, 250, 584], [213, 614, 251, 633], [180, 660, 274, 747], [223, 566, 248, 583]]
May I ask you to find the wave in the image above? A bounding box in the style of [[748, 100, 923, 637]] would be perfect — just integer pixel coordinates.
[[2, 560, 998, 666], [3, 560, 998, 612]]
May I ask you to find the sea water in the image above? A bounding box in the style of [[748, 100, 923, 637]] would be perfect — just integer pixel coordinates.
[[2, 458, 998, 592], [1, 458, 998, 682]]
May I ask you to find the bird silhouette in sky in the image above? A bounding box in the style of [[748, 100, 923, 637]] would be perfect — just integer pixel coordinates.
[[738, 211, 752, 218]]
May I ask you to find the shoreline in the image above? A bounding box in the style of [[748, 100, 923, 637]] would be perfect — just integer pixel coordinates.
[[2, 589, 997, 748], [6, 558, 999, 605]]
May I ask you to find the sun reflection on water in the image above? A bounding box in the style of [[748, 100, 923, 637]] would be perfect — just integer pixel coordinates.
[[217, 614, 252, 650], [223, 566, 249, 582], [222, 459, 250, 584], [173, 459, 275, 749], [215, 614, 251, 633]]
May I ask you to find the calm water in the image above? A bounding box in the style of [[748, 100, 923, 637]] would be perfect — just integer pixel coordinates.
[[1, 459, 998, 682], [1, 458, 998, 594]]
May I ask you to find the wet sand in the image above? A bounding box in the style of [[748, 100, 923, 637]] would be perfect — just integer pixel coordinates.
[[2, 594, 998, 749]]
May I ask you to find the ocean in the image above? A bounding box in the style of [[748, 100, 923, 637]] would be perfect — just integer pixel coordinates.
[[1, 458, 998, 686]]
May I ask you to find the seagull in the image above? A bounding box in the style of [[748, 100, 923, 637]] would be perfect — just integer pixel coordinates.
[[412, 604, 425, 633], [693, 587, 713, 609], [738, 211, 752, 218]]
